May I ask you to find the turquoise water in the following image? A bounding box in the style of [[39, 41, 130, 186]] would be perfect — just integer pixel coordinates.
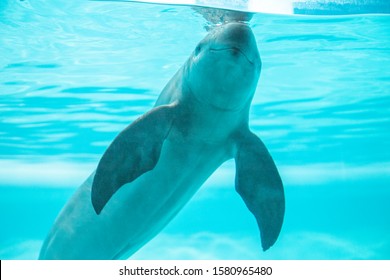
[[1, 0, 390, 259]]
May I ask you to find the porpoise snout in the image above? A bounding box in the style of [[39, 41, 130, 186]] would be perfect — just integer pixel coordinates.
[[211, 22, 260, 65], [222, 22, 253, 44]]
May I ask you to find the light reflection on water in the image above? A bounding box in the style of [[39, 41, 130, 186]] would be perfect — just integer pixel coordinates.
[[0, 0, 389, 259]]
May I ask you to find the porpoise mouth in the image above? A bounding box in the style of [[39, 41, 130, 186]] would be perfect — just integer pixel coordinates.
[[210, 47, 253, 64]]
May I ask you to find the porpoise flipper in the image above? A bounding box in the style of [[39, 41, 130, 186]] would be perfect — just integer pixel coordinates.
[[91, 104, 178, 214], [234, 130, 285, 251]]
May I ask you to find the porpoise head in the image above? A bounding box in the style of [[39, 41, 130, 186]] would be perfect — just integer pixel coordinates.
[[185, 22, 261, 111]]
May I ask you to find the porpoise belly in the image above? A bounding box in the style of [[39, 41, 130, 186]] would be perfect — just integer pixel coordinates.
[[39, 138, 228, 260]]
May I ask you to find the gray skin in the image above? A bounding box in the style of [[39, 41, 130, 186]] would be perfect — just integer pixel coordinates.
[[39, 22, 284, 260]]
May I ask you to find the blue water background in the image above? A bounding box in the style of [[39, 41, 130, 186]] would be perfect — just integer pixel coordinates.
[[0, 0, 389, 259]]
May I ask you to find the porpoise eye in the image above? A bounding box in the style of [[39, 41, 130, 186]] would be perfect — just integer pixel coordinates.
[[195, 44, 202, 55]]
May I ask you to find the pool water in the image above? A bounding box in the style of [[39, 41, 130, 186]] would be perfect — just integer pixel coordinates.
[[0, 0, 389, 259]]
